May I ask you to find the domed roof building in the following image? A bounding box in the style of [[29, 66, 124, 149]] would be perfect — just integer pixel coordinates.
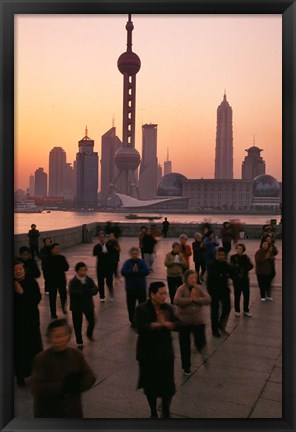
[[156, 173, 188, 197], [253, 174, 280, 198], [251, 174, 281, 211]]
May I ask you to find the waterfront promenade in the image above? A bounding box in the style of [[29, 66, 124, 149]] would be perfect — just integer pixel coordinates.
[[15, 237, 282, 419]]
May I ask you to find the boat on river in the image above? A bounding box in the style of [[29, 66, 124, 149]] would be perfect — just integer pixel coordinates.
[[125, 214, 162, 221]]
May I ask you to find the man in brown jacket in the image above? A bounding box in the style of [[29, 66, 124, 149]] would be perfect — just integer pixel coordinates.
[[174, 269, 211, 375], [164, 242, 187, 303], [31, 319, 96, 418]]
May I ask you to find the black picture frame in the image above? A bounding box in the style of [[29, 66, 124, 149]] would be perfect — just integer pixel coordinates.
[[1, 0, 295, 431]]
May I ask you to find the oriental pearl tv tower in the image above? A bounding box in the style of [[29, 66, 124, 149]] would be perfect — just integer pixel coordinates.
[[112, 14, 141, 198]]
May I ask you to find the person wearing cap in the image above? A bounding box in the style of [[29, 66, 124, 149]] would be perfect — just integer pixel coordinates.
[[179, 234, 192, 273], [174, 270, 211, 375], [164, 242, 187, 303]]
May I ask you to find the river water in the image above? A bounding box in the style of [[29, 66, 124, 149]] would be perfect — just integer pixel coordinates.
[[14, 211, 281, 235]]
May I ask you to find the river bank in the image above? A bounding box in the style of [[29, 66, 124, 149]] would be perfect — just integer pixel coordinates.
[[14, 221, 281, 256]]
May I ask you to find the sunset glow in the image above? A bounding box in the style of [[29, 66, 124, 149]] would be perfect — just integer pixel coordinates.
[[15, 14, 282, 190]]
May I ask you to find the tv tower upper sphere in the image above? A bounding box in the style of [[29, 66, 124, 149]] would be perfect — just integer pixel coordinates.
[[117, 51, 141, 75], [117, 14, 141, 75]]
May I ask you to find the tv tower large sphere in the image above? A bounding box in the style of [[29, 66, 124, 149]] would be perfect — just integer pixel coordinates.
[[115, 146, 140, 171], [118, 51, 141, 75]]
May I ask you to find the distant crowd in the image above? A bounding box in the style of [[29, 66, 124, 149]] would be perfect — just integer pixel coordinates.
[[14, 220, 278, 418]]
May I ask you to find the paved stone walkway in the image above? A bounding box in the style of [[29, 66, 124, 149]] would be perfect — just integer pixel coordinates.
[[15, 237, 282, 418]]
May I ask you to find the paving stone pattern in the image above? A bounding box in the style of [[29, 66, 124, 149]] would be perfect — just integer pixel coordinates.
[[15, 237, 282, 419]]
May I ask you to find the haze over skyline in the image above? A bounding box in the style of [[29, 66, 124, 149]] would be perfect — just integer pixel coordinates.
[[15, 14, 282, 191]]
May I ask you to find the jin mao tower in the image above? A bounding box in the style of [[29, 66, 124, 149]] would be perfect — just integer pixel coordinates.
[[214, 93, 234, 179]]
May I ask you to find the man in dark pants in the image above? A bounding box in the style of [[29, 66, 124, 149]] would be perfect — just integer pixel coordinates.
[[39, 237, 53, 295], [121, 247, 150, 327], [161, 217, 170, 238], [207, 247, 231, 338], [28, 224, 40, 259], [46, 243, 69, 319], [69, 262, 99, 350], [92, 231, 114, 302]]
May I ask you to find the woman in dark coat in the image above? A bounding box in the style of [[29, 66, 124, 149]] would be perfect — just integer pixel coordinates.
[[46, 243, 69, 318], [135, 281, 179, 418], [220, 221, 234, 257], [142, 228, 158, 272], [230, 243, 254, 317], [14, 260, 43, 386], [106, 232, 121, 279], [192, 232, 206, 282], [69, 262, 99, 350], [255, 240, 274, 301], [265, 234, 278, 283]]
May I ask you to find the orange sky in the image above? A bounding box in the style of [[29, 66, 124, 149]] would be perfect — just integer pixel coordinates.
[[14, 14, 282, 191]]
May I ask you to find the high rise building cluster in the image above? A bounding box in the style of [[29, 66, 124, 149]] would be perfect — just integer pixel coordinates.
[[22, 15, 278, 212]]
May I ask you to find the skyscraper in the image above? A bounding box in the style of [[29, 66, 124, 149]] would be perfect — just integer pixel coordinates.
[[163, 147, 172, 176], [28, 174, 35, 196], [75, 127, 98, 208], [34, 168, 47, 196], [49, 147, 66, 196], [63, 163, 75, 201], [157, 163, 162, 184], [100, 127, 122, 204], [139, 123, 158, 199], [242, 139, 266, 180], [214, 93, 233, 179], [113, 14, 141, 197]]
